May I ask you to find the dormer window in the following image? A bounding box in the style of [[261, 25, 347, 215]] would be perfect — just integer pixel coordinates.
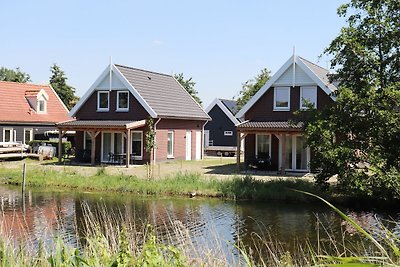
[[116, 91, 129, 112], [300, 86, 317, 109], [97, 91, 109, 112], [274, 87, 290, 111], [37, 98, 46, 113], [25, 89, 48, 114]]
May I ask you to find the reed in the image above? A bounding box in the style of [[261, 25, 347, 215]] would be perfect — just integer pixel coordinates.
[[0, 194, 398, 266]]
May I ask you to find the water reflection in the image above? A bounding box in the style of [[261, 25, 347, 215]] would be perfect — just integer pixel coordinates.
[[0, 185, 399, 263]]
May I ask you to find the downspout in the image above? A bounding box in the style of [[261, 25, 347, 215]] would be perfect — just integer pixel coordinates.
[[201, 120, 209, 160], [153, 118, 162, 163]]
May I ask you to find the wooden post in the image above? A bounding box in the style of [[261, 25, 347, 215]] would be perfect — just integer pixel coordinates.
[[126, 129, 131, 168], [88, 131, 100, 166], [281, 133, 286, 175], [236, 132, 241, 172], [57, 130, 65, 163], [22, 162, 26, 193]]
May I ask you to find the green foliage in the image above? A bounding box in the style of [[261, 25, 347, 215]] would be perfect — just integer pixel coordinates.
[[236, 68, 271, 110], [0, 67, 31, 83], [144, 117, 156, 154], [49, 64, 79, 110], [299, 190, 400, 266], [174, 73, 202, 106], [304, 0, 400, 199], [0, 163, 321, 202]]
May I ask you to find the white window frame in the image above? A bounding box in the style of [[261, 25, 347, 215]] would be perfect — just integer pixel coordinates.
[[167, 131, 174, 158], [300, 86, 317, 109], [224, 131, 233, 136], [116, 91, 129, 112], [279, 134, 310, 172], [23, 128, 33, 144], [97, 91, 110, 112], [37, 97, 47, 114], [255, 134, 271, 158], [3, 128, 14, 142], [131, 131, 143, 160], [273, 86, 290, 111]]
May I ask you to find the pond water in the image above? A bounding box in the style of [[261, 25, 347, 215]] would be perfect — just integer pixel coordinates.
[[0, 185, 399, 263]]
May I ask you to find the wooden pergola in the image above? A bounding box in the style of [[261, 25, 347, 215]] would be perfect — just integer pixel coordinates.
[[56, 120, 146, 167], [236, 121, 303, 175]]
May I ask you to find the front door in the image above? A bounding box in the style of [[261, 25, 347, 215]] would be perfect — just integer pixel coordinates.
[[186, 131, 192, 160], [195, 131, 202, 160]]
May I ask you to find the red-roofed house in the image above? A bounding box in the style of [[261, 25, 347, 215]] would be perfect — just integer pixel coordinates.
[[0, 81, 70, 144]]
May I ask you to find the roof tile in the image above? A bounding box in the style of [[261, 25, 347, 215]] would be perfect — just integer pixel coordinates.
[[0, 81, 70, 123]]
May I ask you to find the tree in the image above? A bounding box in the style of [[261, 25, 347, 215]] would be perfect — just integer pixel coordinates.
[[174, 73, 202, 106], [303, 0, 400, 200], [0, 67, 31, 83], [236, 68, 271, 110], [49, 64, 79, 110]]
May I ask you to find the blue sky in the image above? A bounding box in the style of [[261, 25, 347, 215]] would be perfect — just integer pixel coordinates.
[[1, 0, 346, 107]]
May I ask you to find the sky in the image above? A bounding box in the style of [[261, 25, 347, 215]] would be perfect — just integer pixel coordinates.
[[1, 0, 346, 108]]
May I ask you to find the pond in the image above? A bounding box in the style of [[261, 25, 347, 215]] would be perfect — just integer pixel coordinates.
[[0, 184, 399, 264]]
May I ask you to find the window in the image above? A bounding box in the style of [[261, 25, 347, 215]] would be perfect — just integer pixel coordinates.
[[36, 92, 48, 114], [117, 91, 129, 112], [274, 87, 290, 111], [24, 128, 33, 144], [83, 131, 92, 150], [256, 134, 271, 158], [97, 91, 109, 111], [300, 86, 317, 109], [131, 131, 143, 159], [167, 131, 174, 158], [3, 128, 13, 142], [224, 131, 233, 136]]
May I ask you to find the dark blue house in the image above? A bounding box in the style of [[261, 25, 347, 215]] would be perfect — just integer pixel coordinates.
[[204, 98, 240, 156]]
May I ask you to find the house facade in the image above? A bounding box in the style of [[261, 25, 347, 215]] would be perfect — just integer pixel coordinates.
[[0, 81, 70, 144], [204, 98, 240, 155], [58, 64, 210, 166], [235, 55, 337, 173]]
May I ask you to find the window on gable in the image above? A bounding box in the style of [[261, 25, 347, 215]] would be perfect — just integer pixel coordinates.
[[97, 91, 109, 111], [37, 98, 47, 113], [300, 86, 317, 109], [274, 87, 290, 111], [224, 131, 233, 136], [117, 91, 129, 111]]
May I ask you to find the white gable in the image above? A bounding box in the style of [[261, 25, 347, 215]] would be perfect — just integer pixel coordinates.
[[97, 72, 127, 90], [274, 63, 315, 86], [69, 64, 157, 118], [235, 55, 336, 119]]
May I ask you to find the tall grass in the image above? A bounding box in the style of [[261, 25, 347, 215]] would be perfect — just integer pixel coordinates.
[[0, 165, 321, 202], [0, 196, 399, 266]]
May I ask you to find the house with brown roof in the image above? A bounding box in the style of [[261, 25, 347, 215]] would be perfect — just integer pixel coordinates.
[[235, 54, 337, 173], [0, 81, 70, 144], [58, 63, 210, 166]]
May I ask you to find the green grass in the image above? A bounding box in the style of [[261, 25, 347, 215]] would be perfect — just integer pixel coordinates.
[[0, 164, 322, 202]]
